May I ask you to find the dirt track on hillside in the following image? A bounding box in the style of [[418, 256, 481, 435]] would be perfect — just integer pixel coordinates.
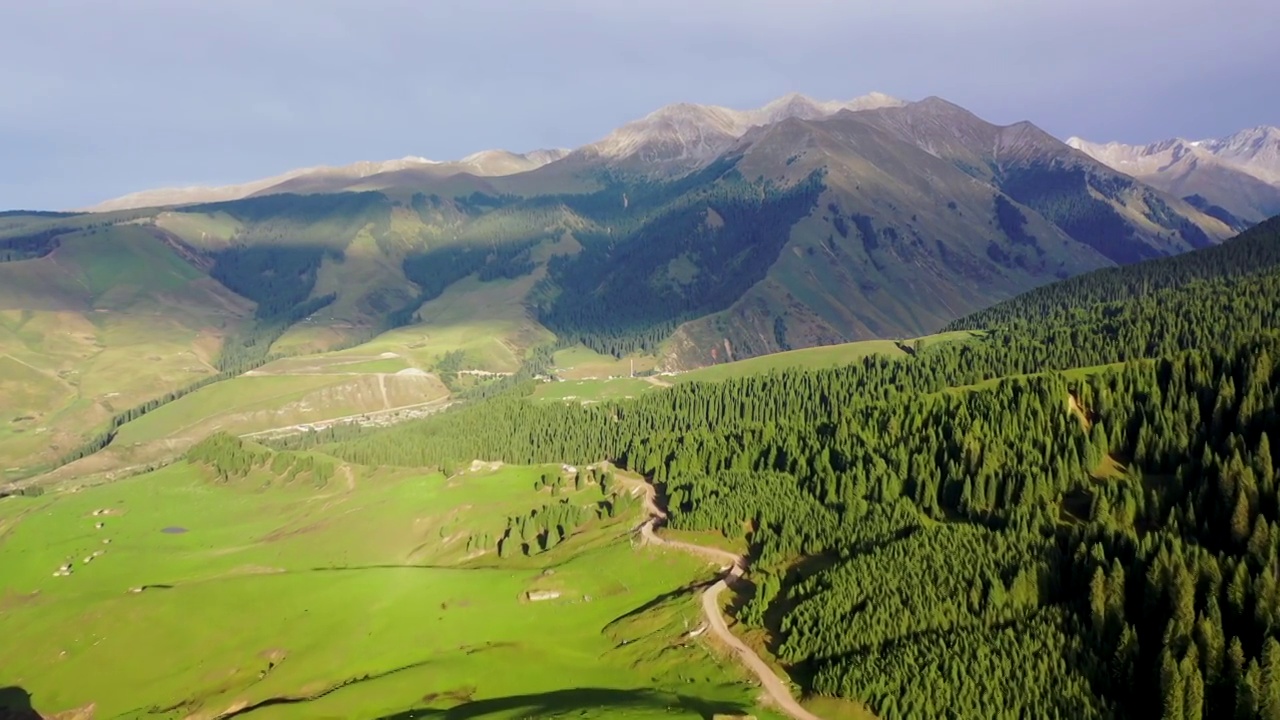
[[621, 476, 824, 720]]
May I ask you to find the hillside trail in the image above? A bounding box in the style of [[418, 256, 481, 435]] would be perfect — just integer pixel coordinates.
[[1067, 393, 1091, 431], [619, 475, 824, 720], [377, 373, 390, 409]]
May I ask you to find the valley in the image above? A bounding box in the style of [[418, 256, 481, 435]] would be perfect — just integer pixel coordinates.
[[3, 83, 1280, 720], [0, 93, 1247, 482]]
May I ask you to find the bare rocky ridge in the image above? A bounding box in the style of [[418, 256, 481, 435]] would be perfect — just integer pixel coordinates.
[[84, 167, 324, 213], [574, 92, 905, 170], [1068, 127, 1280, 221], [458, 148, 571, 176], [86, 93, 904, 211], [83, 151, 569, 212]]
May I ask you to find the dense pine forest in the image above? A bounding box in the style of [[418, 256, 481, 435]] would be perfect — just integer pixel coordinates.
[[271, 217, 1280, 718]]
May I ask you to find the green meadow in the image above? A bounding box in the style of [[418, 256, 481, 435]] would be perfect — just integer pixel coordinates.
[[0, 457, 779, 719], [110, 372, 449, 447], [0, 225, 250, 478], [673, 330, 982, 383], [550, 345, 661, 381], [532, 377, 661, 403]]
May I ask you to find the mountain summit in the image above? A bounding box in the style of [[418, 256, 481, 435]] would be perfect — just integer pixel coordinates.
[[87, 92, 904, 210], [577, 92, 905, 168]]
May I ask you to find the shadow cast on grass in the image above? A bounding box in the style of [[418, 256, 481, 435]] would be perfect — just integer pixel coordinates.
[[0, 687, 40, 720], [379, 687, 750, 719]]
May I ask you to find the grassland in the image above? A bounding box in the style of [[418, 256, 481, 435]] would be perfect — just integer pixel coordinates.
[[112, 373, 449, 445], [275, 273, 553, 373], [673, 330, 982, 384], [551, 345, 661, 381], [11, 264, 552, 485], [152, 210, 243, 247], [532, 377, 662, 403], [0, 459, 782, 719], [28, 366, 451, 486], [529, 332, 984, 404], [0, 225, 251, 479], [940, 358, 1135, 396]]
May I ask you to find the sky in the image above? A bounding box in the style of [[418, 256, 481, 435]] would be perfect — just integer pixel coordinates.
[[3, 0, 1278, 210]]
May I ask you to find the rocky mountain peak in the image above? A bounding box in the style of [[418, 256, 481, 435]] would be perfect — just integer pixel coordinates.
[[582, 91, 904, 165]]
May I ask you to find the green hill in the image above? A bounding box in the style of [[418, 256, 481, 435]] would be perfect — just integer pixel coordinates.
[[0, 224, 252, 478]]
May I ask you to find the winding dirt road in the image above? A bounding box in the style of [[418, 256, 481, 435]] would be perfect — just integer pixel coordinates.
[[624, 478, 824, 720]]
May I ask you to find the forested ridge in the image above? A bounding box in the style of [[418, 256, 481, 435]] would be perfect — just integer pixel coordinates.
[[269, 217, 1280, 718], [948, 215, 1280, 331]]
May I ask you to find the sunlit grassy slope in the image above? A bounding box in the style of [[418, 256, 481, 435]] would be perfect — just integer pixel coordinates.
[[550, 345, 661, 380], [674, 330, 983, 383], [0, 460, 780, 719], [274, 273, 553, 374], [0, 225, 251, 479]]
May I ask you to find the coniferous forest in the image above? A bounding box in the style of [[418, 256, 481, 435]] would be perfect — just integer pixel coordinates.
[[269, 216, 1280, 718]]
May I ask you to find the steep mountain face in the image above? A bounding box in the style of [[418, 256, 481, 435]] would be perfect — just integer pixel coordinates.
[[1191, 126, 1280, 182], [679, 120, 1081, 356], [658, 100, 1235, 366], [1068, 127, 1280, 222], [853, 99, 1233, 261]]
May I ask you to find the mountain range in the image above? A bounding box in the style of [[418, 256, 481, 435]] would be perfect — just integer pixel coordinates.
[[18, 91, 1252, 353], [1, 90, 1260, 475], [69, 91, 1240, 357], [1068, 126, 1280, 224]]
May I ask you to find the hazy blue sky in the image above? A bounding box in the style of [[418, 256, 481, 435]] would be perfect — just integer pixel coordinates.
[[3, 0, 1277, 210]]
